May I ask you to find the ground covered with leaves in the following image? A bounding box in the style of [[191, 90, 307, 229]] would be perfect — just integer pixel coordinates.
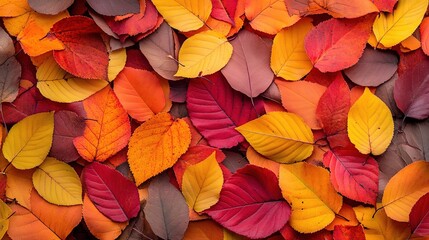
[[0, 0, 428, 239]]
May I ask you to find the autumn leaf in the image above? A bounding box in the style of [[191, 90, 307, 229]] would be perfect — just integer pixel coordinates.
[[27, 0, 73, 15], [0, 200, 11, 239], [108, 48, 127, 81], [0, 0, 30, 17], [86, 0, 140, 16], [285, 0, 378, 18], [0, 26, 15, 64], [409, 192, 429, 237], [0, 56, 21, 103]]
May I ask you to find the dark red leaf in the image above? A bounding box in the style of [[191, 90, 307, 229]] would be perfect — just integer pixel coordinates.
[[410, 192, 429, 237], [0, 174, 6, 202], [86, 0, 140, 16], [82, 162, 140, 222], [28, 0, 73, 15], [333, 225, 365, 240], [304, 68, 342, 87], [186, 72, 264, 148], [51, 16, 109, 80], [206, 165, 291, 239]]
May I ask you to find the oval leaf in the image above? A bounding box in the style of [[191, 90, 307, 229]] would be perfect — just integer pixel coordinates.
[[373, 0, 428, 47], [0, 57, 21, 103], [128, 112, 191, 185], [410, 192, 429, 237], [82, 162, 140, 222], [2, 112, 54, 170], [73, 86, 131, 162], [175, 30, 232, 78], [206, 165, 291, 239], [271, 18, 313, 81], [279, 162, 343, 233], [152, 0, 212, 32], [86, 0, 140, 16], [144, 174, 189, 240], [382, 161, 429, 222], [108, 48, 127, 82], [347, 87, 394, 155], [0, 27, 15, 64], [32, 157, 82, 206], [28, 0, 73, 15], [236, 112, 314, 163], [182, 152, 223, 212]]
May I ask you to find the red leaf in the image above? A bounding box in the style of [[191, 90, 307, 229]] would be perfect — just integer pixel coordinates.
[[372, 0, 398, 12], [323, 149, 379, 205], [304, 15, 374, 72], [211, 0, 235, 25], [421, 18, 429, 56], [333, 225, 365, 240], [186, 72, 264, 148], [51, 16, 109, 80], [82, 162, 140, 222], [0, 174, 6, 202], [206, 165, 291, 239], [394, 61, 429, 119], [50, 111, 85, 163], [410, 192, 429, 237]]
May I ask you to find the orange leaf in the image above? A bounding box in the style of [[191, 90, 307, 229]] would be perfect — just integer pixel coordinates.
[[421, 17, 429, 56], [0, 158, 33, 209], [246, 146, 280, 177], [183, 220, 224, 239], [275, 79, 327, 129], [73, 86, 131, 162], [182, 16, 232, 37], [0, 0, 30, 17], [325, 204, 359, 231], [128, 113, 191, 185], [113, 67, 171, 122]]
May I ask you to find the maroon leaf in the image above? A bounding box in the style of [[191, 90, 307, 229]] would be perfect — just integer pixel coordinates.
[[144, 174, 189, 240], [323, 149, 379, 205], [394, 62, 429, 119], [50, 111, 86, 163], [50, 16, 109, 80], [82, 162, 140, 222], [221, 30, 274, 97], [410, 192, 429, 237], [376, 73, 403, 118], [86, 0, 140, 16], [344, 47, 398, 87], [206, 165, 291, 239], [186, 72, 264, 148], [0, 57, 21, 103], [28, 0, 73, 15]]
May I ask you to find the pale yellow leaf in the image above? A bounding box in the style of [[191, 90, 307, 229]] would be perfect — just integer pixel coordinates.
[[36, 56, 108, 103], [182, 152, 223, 212], [2, 112, 54, 170], [347, 87, 394, 155], [32, 157, 82, 206], [108, 48, 127, 82], [175, 30, 233, 78], [236, 111, 314, 163], [373, 0, 428, 47], [152, 0, 212, 32]]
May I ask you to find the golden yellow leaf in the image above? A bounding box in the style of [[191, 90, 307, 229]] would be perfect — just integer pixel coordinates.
[[0, 200, 12, 239], [271, 18, 313, 81], [2, 112, 54, 170], [245, 0, 300, 35], [382, 161, 429, 222], [182, 152, 223, 212], [236, 111, 314, 163], [279, 162, 342, 233], [152, 0, 212, 32], [175, 30, 233, 78], [0, 0, 30, 17], [108, 48, 127, 82], [354, 205, 411, 240], [373, 0, 428, 47], [32, 157, 82, 206], [128, 112, 191, 185], [347, 87, 394, 155], [36, 56, 108, 103]]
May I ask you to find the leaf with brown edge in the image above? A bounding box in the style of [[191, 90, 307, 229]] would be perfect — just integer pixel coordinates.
[[73, 86, 131, 162], [128, 112, 191, 185]]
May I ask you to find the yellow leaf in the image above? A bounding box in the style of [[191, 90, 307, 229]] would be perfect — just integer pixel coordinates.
[[0, 200, 12, 239], [128, 113, 191, 185], [382, 161, 429, 222], [36, 56, 108, 103], [2, 112, 54, 170], [279, 162, 342, 233], [347, 87, 393, 155], [32, 157, 82, 206], [152, 0, 212, 32], [175, 30, 233, 78], [236, 112, 314, 163], [271, 18, 313, 81], [354, 205, 411, 240], [245, 0, 300, 35], [0, 0, 30, 17], [182, 152, 223, 212], [373, 0, 428, 47], [108, 48, 127, 82]]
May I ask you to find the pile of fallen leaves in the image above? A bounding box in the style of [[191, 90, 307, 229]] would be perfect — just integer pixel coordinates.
[[0, 0, 428, 239]]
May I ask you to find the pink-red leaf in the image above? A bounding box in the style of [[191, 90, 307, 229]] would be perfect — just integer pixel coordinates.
[[410, 192, 429, 237], [206, 165, 290, 239], [211, 0, 235, 25], [323, 149, 379, 205], [186, 72, 264, 148], [304, 15, 374, 72], [82, 162, 140, 222], [51, 16, 109, 80]]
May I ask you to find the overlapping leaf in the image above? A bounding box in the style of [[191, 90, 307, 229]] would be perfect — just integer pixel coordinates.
[[0, 57, 21, 103], [0, 200, 11, 239], [410, 193, 429, 237], [86, 0, 140, 16], [285, 0, 378, 18], [28, 0, 73, 15]]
